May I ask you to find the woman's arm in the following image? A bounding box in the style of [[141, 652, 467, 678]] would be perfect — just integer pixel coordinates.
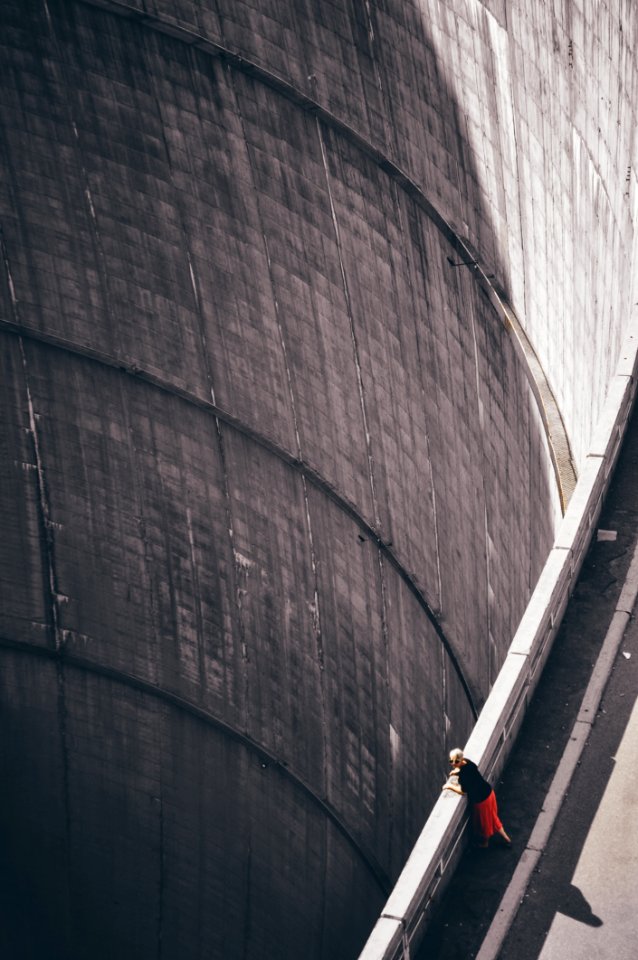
[[442, 768, 465, 795], [442, 782, 464, 795]]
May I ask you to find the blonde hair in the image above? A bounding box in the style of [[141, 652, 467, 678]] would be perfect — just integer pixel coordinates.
[[449, 747, 464, 764]]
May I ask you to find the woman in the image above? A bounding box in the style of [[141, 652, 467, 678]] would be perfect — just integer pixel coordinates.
[[443, 747, 511, 848]]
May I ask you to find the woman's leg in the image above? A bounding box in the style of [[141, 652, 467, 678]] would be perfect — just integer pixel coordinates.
[[497, 825, 511, 845]]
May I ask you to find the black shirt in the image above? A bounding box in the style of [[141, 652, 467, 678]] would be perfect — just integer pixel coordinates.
[[458, 759, 491, 803]]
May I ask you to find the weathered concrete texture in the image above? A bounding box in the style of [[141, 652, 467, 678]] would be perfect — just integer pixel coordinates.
[[0, 0, 635, 958]]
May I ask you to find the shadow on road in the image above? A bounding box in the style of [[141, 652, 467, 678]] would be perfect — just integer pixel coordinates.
[[557, 884, 602, 928]]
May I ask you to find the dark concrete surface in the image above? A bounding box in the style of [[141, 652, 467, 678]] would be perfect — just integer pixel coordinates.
[[0, 3, 554, 958], [416, 392, 638, 960]]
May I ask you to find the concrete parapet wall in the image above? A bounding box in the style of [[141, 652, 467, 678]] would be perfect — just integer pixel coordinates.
[[358, 316, 638, 959]]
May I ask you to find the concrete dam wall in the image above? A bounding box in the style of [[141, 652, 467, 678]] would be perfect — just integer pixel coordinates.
[[0, 2, 636, 959]]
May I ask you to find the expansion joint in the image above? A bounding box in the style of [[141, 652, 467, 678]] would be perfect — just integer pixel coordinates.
[[0, 633, 393, 895]]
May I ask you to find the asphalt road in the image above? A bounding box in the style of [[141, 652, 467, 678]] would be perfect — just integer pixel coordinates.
[[417, 394, 638, 960], [498, 585, 638, 959]]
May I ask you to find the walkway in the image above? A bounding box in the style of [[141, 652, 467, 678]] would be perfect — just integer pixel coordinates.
[[416, 393, 638, 960]]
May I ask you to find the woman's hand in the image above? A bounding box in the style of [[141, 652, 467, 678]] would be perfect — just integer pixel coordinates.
[[442, 782, 463, 795]]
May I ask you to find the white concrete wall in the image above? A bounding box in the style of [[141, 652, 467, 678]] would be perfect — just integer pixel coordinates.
[[424, 0, 638, 467]]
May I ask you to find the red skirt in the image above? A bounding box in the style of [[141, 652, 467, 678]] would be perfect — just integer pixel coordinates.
[[472, 790, 502, 840]]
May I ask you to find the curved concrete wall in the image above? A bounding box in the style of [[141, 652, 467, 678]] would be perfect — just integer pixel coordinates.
[[0, 2, 635, 959]]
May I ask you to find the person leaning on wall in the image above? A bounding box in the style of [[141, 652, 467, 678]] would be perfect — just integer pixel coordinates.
[[442, 747, 512, 849]]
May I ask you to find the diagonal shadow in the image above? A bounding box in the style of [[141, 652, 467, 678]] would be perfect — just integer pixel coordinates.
[[556, 883, 603, 927]]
